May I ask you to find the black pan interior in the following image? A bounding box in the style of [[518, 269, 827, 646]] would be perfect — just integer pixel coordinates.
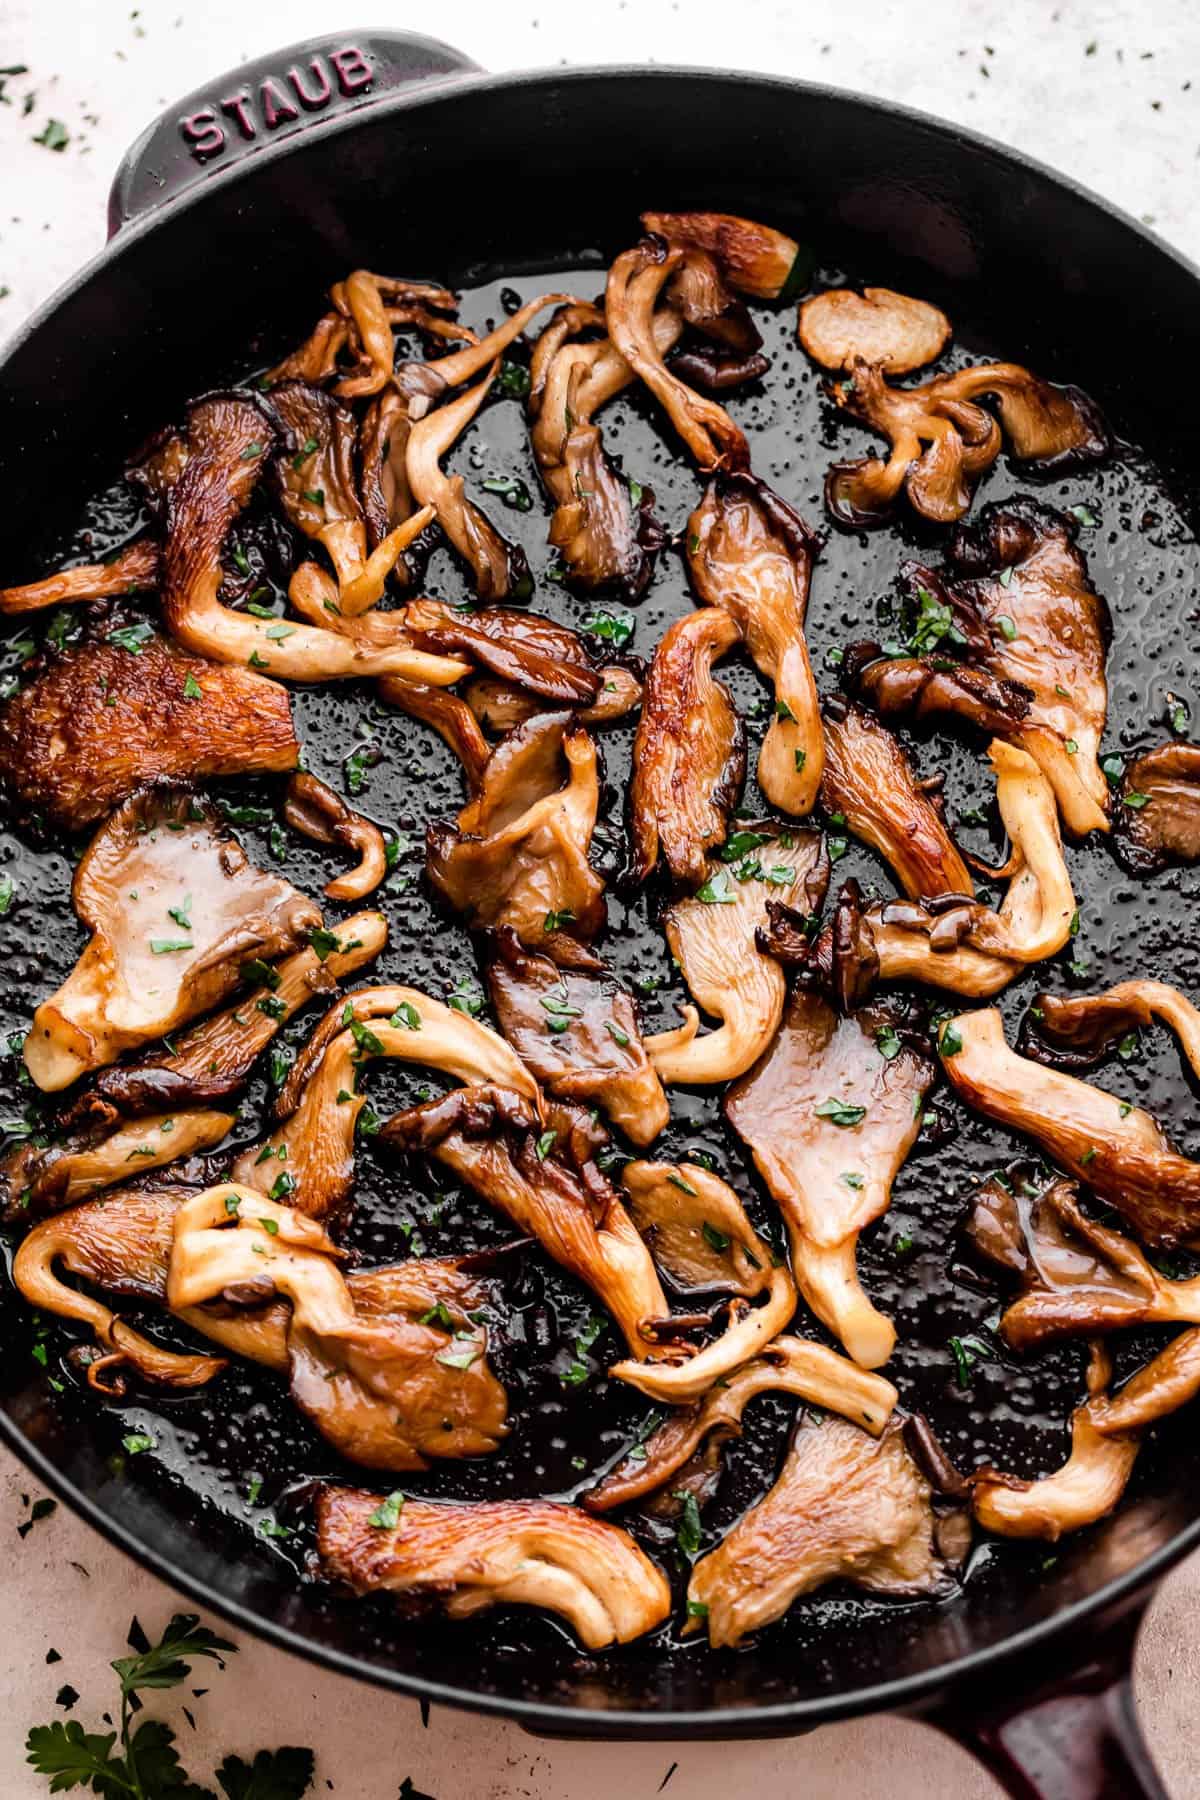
[[1, 69, 1199, 1730]]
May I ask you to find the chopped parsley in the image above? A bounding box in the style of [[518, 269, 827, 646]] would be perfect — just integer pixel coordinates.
[[368, 1490, 406, 1529], [583, 608, 635, 649], [814, 1097, 866, 1128]]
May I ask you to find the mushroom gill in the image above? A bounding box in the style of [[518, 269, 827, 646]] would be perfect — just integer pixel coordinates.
[[686, 474, 824, 815], [726, 993, 934, 1368], [25, 787, 320, 1092], [315, 1484, 670, 1648], [646, 829, 827, 1085]]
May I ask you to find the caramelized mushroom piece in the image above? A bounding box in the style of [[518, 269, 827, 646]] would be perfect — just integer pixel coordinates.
[[858, 739, 1076, 999], [428, 711, 606, 955], [940, 1006, 1200, 1248], [904, 500, 1111, 835], [1, 1107, 234, 1219], [0, 538, 160, 614], [628, 608, 745, 886], [687, 1415, 953, 1646], [483, 928, 669, 1146], [606, 239, 751, 472], [726, 992, 933, 1367], [798, 287, 951, 375], [25, 788, 320, 1092], [966, 1173, 1200, 1350], [641, 210, 803, 301], [823, 357, 1108, 530], [78, 911, 386, 1116], [1020, 978, 1200, 1075], [167, 1185, 507, 1469], [848, 641, 1033, 742], [686, 474, 824, 814], [461, 666, 642, 734], [283, 773, 387, 900], [0, 637, 299, 831], [1087, 1328, 1200, 1437], [607, 1160, 795, 1400], [973, 1343, 1139, 1541], [820, 697, 973, 899], [400, 599, 618, 711], [528, 300, 670, 598], [585, 1335, 897, 1512], [315, 1485, 670, 1648], [268, 380, 413, 613], [381, 1083, 672, 1361], [236, 985, 537, 1220], [160, 393, 468, 686], [645, 830, 825, 1085], [1115, 744, 1200, 873], [264, 271, 461, 393], [375, 676, 491, 793]]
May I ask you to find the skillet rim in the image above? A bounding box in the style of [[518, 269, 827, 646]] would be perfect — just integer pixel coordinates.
[[1, 55, 1198, 1733]]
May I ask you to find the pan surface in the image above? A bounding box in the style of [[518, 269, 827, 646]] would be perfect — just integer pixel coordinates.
[[2, 65, 1200, 1733]]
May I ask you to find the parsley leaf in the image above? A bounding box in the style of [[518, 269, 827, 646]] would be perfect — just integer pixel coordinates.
[[216, 1746, 316, 1799]]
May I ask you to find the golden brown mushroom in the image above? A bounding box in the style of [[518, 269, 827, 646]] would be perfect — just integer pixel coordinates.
[[1, 1107, 234, 1219], [798, 286, 951, 375], [0, 538, 160, 614], [0, 636, 299, 831], [726, 993, 933, 1368], [25, 787, 320, 1092], [686, 1415, 954, 1646], [315, 1484, 670, 1648], [646, 829, 826, 1085], [628, 608, 746, 886], [1019, 979, 1200, 1076], [282, 773, 387, 900], [641, 209, 803, 301], [1115, 743, 1200, 873], [686, 474, 824, 815]]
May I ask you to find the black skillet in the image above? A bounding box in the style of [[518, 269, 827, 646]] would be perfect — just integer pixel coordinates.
[[2, 30, 1199, 1799]]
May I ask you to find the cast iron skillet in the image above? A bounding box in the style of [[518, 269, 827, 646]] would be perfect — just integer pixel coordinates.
[[1, 30, 1198, 1798]]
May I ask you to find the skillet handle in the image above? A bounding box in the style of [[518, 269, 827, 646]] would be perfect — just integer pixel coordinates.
[[106, 28, 480, 236], [922, 1598, 1169, 1799]]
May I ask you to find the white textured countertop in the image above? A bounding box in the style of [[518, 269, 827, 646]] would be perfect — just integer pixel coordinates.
[[2, 1, 1200, 1794]]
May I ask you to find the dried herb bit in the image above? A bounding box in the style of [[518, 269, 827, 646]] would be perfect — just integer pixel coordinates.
[[814, 1097, 866, 1128], [368, 1490, 406, 1530], [481, 474, 534, 513], [16, 1496, 56, 1538], [583, 608, 635, 649], [33, 118, 69, 151], [674, 1490, 703, 1560]]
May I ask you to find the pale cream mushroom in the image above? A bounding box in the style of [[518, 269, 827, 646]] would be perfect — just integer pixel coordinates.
[[798, 286, 951, 375]]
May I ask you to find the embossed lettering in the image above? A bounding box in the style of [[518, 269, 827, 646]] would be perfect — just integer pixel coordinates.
[[288, 57, 332, 110], [260, 75, 300, 130], [181, 107, 225, 161], [220, 90, 256, 141], [330, 46, 373, 95]]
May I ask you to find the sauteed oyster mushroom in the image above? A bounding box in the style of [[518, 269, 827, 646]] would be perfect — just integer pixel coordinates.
[[4, 209, 1195, 1661]]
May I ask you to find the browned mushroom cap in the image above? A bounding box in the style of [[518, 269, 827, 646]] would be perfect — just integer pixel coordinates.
[[940, 1006, 1200, 1249], [358, 387, 419, 553], [315, 1484, 670, 1648], [1, 1107, 234, 1220], [606, 238, 751, 472], [686, 474, 824, 815], [584, 1335, 897, 1512], [1115, 743, 1200, 874], [400, 600, 604, 708], [1087, 1327, 1200, 1437], [160, 394, 468, 686], [263, 272, 460, 392], [641, 210, 803, 301], [972, 1343, 1139, 1541], [965, 1173, 1200, 1351], [460, 667, 642, 734], [820, 697, 973, 900], [25, 787, 321, 1093], [628, 608, 745, 886], [798, 287, 952, 375], [70, 911, 386, 1118], [903, 499, 1112, 836], [644, 830, 826, 1086], [0, 636, 299, 832], [376, 677, 491, 794], [0, 538, 160, 615], [1019, 979, 1200, 1075], [283, 773, 387, 901], [167, 1185, 508, 1470], [846, 640, 1033, 741], [380, 1083, 672, 1362], [726, 990, 934, 1368], [483, 928, 668, 1147], [427, 711, 606, 955], [607, 1161, 795, 1401], [686, 1415, 954, 1647], [939, 362, 1109, 470]]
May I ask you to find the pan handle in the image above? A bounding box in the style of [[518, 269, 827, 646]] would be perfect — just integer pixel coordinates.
[[922, 1598, 1169, 1799], [106, 28, 480, 236]]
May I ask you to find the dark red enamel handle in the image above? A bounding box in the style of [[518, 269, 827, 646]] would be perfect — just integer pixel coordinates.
[[924, 1600, 1168, 1799], [106, 27, 480, 236]]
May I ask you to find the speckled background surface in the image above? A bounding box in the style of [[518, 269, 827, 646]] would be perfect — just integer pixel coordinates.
[[2, 1, 1200, 1794]]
